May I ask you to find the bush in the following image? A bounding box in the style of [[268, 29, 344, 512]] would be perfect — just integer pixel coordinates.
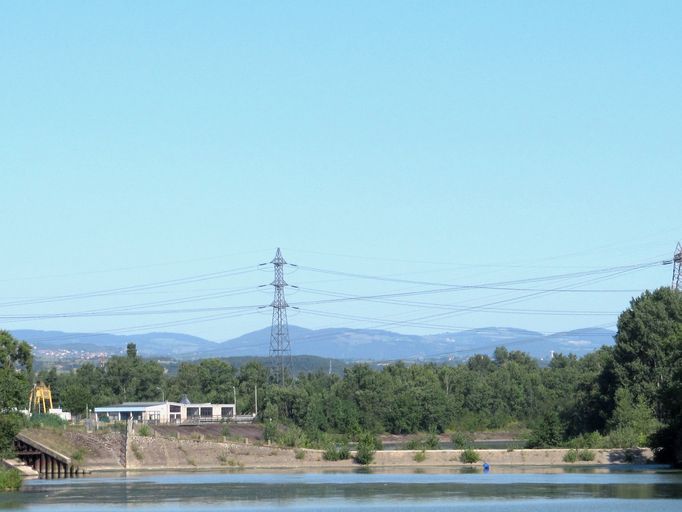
[[526, 412, 563, 448], [460, 448, 480, 464], [566, 431, 605, 449], [295, 449, 305, 460], [323, 442, 350, 461], [406, 433, 440, 450], [0, 468, 22, 491], [221, 425, 231, 437], [0, 414, 27, 458], [137, 424, 152, 437], [279, 425, 307, 448], [263, 421, 278, 443], [578, 449, 595, 461], [28, 414, 66, 429], [414, 450, 426, 463], [563, 449, 578, 463], [355, 432, 378, 465], [606, 427, 643, 449], [450, 431, 474, 449]]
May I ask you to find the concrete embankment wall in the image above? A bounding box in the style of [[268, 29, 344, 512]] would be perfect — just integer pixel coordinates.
[[126, 431, 653, 470], [19, 427, 654, 471]]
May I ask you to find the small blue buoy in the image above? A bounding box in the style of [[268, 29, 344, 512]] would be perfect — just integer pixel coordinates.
[[482, 462, 490, 473]]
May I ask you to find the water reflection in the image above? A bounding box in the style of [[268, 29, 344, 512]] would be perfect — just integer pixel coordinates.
[[1, 467, 681, 511]]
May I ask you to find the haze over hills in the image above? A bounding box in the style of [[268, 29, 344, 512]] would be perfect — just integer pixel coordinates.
[[13, 325, 615, 362]]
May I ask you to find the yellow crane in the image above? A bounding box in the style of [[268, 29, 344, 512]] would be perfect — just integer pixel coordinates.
[[28, 382, 54, 415]]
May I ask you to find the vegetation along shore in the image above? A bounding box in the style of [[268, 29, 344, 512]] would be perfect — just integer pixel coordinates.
[[2, 286, 681, 483]]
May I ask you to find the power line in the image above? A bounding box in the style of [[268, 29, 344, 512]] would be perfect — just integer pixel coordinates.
[[0, 266, 259, 308]]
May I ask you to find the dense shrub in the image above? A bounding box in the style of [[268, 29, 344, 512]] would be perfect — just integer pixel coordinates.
[[355, 432, 378, 465], [323, 442, 350, 461], [450, 431, 474, 449], [0, 414, 27, 458], [0, 468, 22, 491], [460, 448, 480, 464]]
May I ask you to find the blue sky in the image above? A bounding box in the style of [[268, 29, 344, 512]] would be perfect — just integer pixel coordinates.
[[1, 1, 681, 342]]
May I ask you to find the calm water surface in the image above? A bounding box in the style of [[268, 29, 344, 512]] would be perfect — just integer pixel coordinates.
[[1, 466, 681, 511]]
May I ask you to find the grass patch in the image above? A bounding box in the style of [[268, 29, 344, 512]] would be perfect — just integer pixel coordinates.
[[414, 450, 427, 463], [460, 448, 480, 464], [131, 442, 144, 461], [71, 448, 86, 463], [0, 468, 22, 491], [295, 449, 306, 460]]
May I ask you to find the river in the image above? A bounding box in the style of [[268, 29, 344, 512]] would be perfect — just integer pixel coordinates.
[[1, 466, 681, 511]]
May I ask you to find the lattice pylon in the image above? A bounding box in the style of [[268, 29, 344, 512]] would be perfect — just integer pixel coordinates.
[[269, 248, 292, 384]]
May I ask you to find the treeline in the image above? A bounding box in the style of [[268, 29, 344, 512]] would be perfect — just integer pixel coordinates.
[[3, 287, 682, 463]]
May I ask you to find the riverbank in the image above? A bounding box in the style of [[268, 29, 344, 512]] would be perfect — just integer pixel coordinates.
[[124, 433, 653, 470], [17, 427, 654, 473]]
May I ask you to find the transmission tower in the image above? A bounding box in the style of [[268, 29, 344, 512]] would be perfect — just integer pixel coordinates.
[[673, 242, 682, 291], [269, 248, 292, 384]]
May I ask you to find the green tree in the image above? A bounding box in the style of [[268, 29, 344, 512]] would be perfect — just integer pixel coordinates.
[[0, 331, 33, 411], [527, 411, 564, 448], [613, 287, 682, 415]]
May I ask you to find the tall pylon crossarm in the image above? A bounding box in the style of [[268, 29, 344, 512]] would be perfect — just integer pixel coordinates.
[[672, 242, 682, 291]]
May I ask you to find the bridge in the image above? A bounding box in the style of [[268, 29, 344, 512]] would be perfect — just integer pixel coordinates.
[[13, 433, 86, 478]]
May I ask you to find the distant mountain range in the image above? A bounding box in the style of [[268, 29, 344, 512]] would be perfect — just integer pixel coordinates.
[[12, 325, 615, 362]]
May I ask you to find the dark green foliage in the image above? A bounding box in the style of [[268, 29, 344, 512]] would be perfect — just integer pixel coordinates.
[[0, 468, 22, 491], [460, 448, 480, 463], [450, 431, 474, 449], [0, 331, 33, 412], [613, 288, 682, 412], [263, 421, 278, 442], [355, 431, 379, 465], [27, 414, 66, 429], [0, 414, 27, 457], [323, 442, 350, 461], [527, 411, 564, 448], [563, 449, 578, 463], [405, 433, 440, 450]]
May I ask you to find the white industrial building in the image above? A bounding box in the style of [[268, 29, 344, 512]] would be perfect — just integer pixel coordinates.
[[94, 401, 236, 424]]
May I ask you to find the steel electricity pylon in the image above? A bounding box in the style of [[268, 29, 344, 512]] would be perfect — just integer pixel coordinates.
[[269, 248, 292, 384], [673, 242, 682, 291]]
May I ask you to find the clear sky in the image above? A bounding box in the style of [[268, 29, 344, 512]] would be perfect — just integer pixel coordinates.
[[1, 1, 681, 344]]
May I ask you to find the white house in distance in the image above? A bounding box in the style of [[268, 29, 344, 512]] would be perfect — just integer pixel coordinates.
[[94, 401, 236, 424]]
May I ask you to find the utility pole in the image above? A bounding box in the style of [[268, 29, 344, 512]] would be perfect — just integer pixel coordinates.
[[673, 242, 682, 291], [269, 248, 292, 385]]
